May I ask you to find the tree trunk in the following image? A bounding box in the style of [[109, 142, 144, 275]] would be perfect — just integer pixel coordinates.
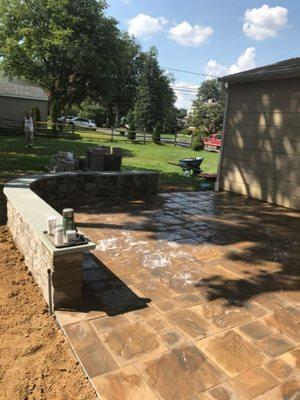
[[49, 95, 64, 133], [107, 104, 114, 128], [114, 106, 120, 128]]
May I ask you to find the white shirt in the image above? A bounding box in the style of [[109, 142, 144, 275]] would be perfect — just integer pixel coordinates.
[[24, 116, 34, 132]]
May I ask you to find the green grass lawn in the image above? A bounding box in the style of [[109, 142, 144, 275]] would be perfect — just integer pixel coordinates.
[[0, 131, 219, 190]]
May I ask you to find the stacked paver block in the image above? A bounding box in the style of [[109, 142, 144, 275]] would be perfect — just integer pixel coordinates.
[[85, 147, 122, 171], [86, 148, 105, 171], [49, 151, 79, 172]]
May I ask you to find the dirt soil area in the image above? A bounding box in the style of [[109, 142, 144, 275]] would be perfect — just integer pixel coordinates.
[[0, 225, 97, 400]]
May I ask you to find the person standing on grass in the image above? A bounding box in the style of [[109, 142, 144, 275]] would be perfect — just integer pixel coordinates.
[[23, 112, 35, 149]]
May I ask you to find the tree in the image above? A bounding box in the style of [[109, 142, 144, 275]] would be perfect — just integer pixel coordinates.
[[76, 100, 107, 127], [32, 105, 41, 122], [190, 79, 225, 134], [166, 107, 188, 131], [134, 47, 176, 132], [0, 0, 120, 121], [190, 130, 204, 151], [98, 33, 141, 128], [176, 108, 188, 120], [126, 110, 136, 141], [152, 121, 161, 144], [190, 102, 224, 135], [195, 79, 225, 103]]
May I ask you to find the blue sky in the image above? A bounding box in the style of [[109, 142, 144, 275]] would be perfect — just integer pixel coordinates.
[[106, 1, 299, 109]]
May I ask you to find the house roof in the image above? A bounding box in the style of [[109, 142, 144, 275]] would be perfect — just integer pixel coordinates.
[[219, 57, 300, 84], [0, 74, 48, 101]]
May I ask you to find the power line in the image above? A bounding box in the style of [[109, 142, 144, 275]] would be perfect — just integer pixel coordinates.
[[81, 63, 217, 80], [172, 89, 198, 94], [171, 85, 198, 89], [164, 67, 218, 78], [171, 86, 198, 93]]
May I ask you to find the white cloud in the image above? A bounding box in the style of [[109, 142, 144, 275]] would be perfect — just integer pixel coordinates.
[[204, 60, 228, 78], [172, 81, 198, 110], [168, 21, 213, 46], [127, 14, 168, 39], [243, 4, 288, 41], [228, 47, 256, 74], [204, 47, 256, 77]]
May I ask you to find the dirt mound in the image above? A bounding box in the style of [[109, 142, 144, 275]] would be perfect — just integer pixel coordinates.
[[0, 225, 97, 400]]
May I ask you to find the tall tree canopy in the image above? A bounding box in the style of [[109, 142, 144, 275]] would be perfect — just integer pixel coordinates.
[[190, 79, 225, 134], [0, 0, 120, 120], [190, 102, 224, 135], [195, 79, 225, 103], [97, 33, 141, 127], [133, 47, 176, 131]]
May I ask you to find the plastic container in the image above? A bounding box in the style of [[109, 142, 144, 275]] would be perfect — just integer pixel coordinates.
[[54, 226, 64, 247], [46, 216, 57, 235], [62, 208, 75, 234]]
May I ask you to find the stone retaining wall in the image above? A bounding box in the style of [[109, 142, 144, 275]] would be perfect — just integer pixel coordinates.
[[30, 171, 158, 210], [4, 171, 158, 310], [7, 200, 84, 307]]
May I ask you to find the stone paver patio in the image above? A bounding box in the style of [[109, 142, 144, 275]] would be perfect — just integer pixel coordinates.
[[55, 191, 300, 400]]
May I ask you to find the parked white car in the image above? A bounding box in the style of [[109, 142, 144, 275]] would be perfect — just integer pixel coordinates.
[[67, 117, 97, 130], [57, 115, 75, 123]]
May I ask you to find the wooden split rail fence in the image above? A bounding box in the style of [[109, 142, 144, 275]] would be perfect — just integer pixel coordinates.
[[0, 118, 75, 137], [0, 117, 192, 147], [100, 128, 192, 147]]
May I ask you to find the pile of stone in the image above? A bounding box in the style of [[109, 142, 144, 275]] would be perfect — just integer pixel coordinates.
[[47, 147, 122, 173], [48, 151, 79, 172], [80, 146, 122, 171]]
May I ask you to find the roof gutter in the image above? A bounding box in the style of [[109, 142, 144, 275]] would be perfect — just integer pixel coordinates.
[[0, 93, 48, 101], [219, 67, 300, 84]]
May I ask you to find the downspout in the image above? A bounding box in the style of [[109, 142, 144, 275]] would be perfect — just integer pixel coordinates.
[[215, 84, 229, 192]]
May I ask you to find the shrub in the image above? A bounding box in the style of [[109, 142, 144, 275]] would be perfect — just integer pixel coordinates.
[[178, 128, 192, 136], [126, 110, 136, 141], [190, 130, 204, 151], [127, 121, 136, 141], [152, 121, 161, 144], [32, 105, 41, 122], [127, 123, 136, 141]]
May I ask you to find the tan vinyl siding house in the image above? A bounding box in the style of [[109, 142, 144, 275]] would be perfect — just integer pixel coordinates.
[[0, 74, 48, 128], [217, 58, 300, 211]]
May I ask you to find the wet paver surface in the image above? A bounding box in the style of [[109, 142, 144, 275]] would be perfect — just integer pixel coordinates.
[[55, 191, 300, 400]]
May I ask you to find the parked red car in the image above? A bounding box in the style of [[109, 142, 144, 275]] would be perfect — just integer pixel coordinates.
[[204, 133, 223, 151]]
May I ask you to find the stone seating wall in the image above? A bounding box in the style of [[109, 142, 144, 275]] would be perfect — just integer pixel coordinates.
[[4, 171, 158, 310]]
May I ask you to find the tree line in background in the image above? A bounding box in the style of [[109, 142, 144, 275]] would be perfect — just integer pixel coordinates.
[[0, 0, 224, 140]]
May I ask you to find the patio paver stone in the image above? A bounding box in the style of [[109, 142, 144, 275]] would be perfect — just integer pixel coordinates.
[[55, 191, 300, 400]]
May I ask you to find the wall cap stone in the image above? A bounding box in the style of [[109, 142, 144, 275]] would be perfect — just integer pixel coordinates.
[[4, 173, 97, 256]]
